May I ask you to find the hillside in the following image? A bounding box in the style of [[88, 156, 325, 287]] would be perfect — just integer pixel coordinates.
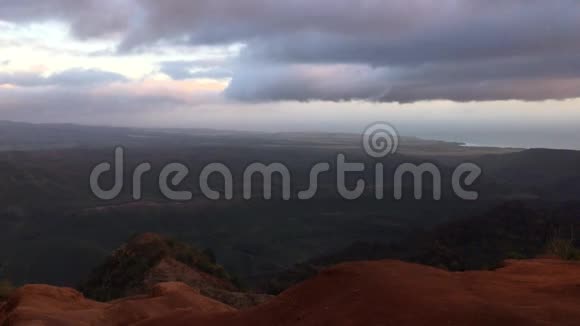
[[0, 282, 234, 326], [78, 233, 270, 308], [2, 259, 580, 325], [1, 123, 580, 296], [263, 202, 580, 293]]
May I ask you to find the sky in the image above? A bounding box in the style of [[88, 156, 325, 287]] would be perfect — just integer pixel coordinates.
[[1, 0, 580, 149]]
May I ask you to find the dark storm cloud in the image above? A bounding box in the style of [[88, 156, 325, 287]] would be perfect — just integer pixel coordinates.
[[224, 64, 392, 102], [225, 53, 580, 103], [116, 0, 420, 49], [0, 69, 127, 87], [0, 0, 132, 38], [2, 0, 580, 102], [385, 78, 580, 103]]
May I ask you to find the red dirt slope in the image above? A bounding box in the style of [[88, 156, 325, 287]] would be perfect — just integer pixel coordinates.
[[3, 259, 580, 326], [139, 259, 580, 326], [0, 282, 234, 326]]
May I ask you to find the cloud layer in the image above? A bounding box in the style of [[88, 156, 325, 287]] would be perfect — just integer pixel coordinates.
[[0, 69, 127, 87], [1, 0, 580, 103]]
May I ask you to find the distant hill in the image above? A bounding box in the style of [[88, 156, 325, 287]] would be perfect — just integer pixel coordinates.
[[0, 120, 517, 156]]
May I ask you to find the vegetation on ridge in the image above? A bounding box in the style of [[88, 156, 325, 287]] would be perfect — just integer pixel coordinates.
[[79, 233, 237, 302], [0, 280, 14, 301]]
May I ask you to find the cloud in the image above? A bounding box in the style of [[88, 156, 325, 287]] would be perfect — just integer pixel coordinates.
[[226, 53, 580, 103], [0, 69, 127, 87], [0, 77, 224, 125], [0, 0, 133, 39], [0, 86, 180, 126], [49, 69, 128, 86], [2, 0, 580, 102], [225, 64, 391, 102], [160, 60, 232, 80]]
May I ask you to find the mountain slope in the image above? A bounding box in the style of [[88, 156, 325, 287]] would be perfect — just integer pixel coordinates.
[[0, 282, 234, 326], [78, 233, 270, 308], [138, 259, 580, 326], [4, 259, 580, 325], [263, 202, 580, 293]]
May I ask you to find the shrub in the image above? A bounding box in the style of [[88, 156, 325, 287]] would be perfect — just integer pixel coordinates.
[[547, 226, 580, 261], [0, 280, 14, 300], [547, 238, 580, 260]]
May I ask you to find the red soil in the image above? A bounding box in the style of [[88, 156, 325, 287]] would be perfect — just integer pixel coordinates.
[[145, 257, 237, 292], [3, 259, 580, 326], [0, 282, 233, 326]]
